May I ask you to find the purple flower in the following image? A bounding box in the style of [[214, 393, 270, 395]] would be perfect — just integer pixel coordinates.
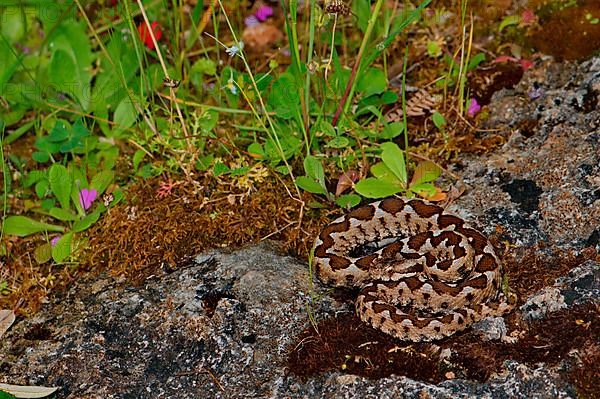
[[51, 236, 61, 247], [245, 15, 260, 27], [467, 98, 481, 117], [79, 188, 98, 210], [255, 5, 273, 22]]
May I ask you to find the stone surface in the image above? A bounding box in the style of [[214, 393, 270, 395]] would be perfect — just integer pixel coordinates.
[[1, 57, 598, 399], [1, 243, 596, 398]]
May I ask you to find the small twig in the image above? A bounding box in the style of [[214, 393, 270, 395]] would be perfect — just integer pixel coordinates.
[[324, 14, 338, 81], [331, 58, 360, 127], [260, 222, 295, 241]]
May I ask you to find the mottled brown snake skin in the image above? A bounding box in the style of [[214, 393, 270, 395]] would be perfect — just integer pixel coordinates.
[[313, 197, 516, 342]]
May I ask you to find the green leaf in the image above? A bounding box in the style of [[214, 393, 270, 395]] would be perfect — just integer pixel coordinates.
[[72, 211, 101, 233], [247, 143, 265, 159], [48, 49, 77, 97], [380, 142, 407, 186], [35, 180, 50, 198], [409, 182, 438, 197], [198, 109, 219, 131], [2, 216, 65, 237], [48, 164, 72, 210], [5, 120, 34, 145], [1, 7, 27, 43], [23, 170, 46, 188], [275, 165, 291, 175], [432, 112, 446, 129], [46, 21, 93, 110], [296, 176, 327, 195], [0, 390, 15, 399], [90, 170, 114, 195], [370, 163, 404, 189], [32, 151, 50, 163], [336, 194, 361, 209], [110, 188, 124, 207], [499, 14, 520, 32], [49, 207, 77, 222], [326, 136, 350, 149], [426, 40, 442, 57], [196, 154, 214, 171], [48, 121, 70, 142], [190, 58, 217, 87], [410, 161, 441, 185], [268, 72, 301, 119], [113, 98, 138, 131], [352, 0, 370, 33], [34, 243, 53, 264], [381, 122, 405, 139], [213, 162, 230, 177], [371, 162, 397, 181], [354, 177, 403, 198], [133, 150, 146, 171], [92, 32, 139, 117], [356, 67, 387, 98], [467, 53, 486, 71], [52, 232, 73, 263], [303, 156, 325, 185]]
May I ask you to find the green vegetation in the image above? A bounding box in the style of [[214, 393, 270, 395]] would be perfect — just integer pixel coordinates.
[[1, 0, 558, 307]]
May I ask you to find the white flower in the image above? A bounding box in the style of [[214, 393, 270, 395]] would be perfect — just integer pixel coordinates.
[[225, 41, 244, 57]]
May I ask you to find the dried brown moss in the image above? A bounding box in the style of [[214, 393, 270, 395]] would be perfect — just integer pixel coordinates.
[[84, 174, 331, 282]]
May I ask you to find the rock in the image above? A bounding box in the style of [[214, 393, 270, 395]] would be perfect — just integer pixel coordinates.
[[1, 242, 597, 398], [521, 261, 599, 320]]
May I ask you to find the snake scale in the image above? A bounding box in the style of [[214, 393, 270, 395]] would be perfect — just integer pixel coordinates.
[[313, 197, 516, 342]]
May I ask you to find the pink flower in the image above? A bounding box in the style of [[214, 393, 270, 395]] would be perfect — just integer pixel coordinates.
[[521, 9, 537, 25], [255, 5, 273, 22], [493, 55, 535, 71], [79, 188, 98, 210], [494, 55, 519, 64], [467, 98, 481, 117], [51, 236, 61, 247], [519, 59, 535, 71]]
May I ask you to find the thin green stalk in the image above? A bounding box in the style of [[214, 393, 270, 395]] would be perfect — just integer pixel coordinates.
[[456, 0, 469, 115], [304, 0, 317, 154], [401, 47, 409, 173], [332, 0, 431, 126], [281, 0, 308, 154], [282, 0, 302, 74], [0, 125, 7, 245], [340, 0, 385, 118], [216, 0, 301, 196]]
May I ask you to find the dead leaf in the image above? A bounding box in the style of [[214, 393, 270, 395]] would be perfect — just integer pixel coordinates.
[[387, 89, 442, 121], [0, 309, 15, 339], [335, 169, 359, 196], [0, 383, 58, 398], [424, 187, 447, 202]]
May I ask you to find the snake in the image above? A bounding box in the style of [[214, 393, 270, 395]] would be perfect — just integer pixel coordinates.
[[313, 197, 516, 342]]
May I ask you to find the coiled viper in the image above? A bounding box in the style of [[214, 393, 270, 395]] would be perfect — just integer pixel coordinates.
[[313, 197, 516, 342]]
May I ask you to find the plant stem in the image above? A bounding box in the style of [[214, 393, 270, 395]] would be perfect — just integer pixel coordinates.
[[304, 0, 317, 153], [332, 0, 385, 126]]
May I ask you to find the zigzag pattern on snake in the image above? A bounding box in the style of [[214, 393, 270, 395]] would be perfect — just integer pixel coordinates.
[[313, 197, 516, 342]]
